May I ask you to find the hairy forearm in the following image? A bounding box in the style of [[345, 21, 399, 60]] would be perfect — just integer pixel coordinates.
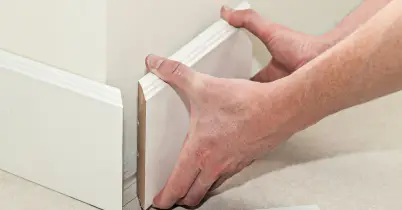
[[280, 0, 402, 130], [323, 0, 393, 45]]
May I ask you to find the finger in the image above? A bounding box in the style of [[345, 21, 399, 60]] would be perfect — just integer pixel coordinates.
[[221, 6, 275, 45], [146, 54, 199, 95], [153, 147, 200, 209], [251, 60, 290, 82], [209, 173, 233, 192], [178, 170, 218, 207], [210, 160, 255, 192]]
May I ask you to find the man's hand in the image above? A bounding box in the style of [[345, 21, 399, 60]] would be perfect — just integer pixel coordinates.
[[221, 6, 334, 82], [147, 6, 329, 209], [146, 1, 399, 209], [146, 54, 304, 209]]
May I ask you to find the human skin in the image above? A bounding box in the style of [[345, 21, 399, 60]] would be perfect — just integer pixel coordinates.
[[147, 0, 397, 209], [226, 0, 393, 83]]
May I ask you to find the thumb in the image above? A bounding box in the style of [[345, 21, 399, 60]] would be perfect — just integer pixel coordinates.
[[251, 60, 290, 82], [146, 54, 198, 94], [221, 6, 276, 45]]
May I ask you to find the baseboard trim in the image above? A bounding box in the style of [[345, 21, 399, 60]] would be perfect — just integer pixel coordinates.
[[0, 49, 123, 210]]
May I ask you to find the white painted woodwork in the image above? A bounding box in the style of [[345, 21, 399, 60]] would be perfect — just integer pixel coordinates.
[[138, 3, 253, 207], [0, 49, 123, 210]]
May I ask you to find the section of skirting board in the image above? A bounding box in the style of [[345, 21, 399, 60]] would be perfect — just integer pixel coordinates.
[[137, 1, 252, 208], [0, 49, 123, 210]]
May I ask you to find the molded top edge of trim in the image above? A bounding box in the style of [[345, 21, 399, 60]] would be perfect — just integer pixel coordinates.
[[0, 50, 122, 107], [138, 1, 250, 101]]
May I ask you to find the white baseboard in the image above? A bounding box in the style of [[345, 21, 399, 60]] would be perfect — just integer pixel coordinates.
[[0, 49, 123, 210]]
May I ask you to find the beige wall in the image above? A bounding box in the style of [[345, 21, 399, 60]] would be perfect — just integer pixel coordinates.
[[0, 0, 107, 82]]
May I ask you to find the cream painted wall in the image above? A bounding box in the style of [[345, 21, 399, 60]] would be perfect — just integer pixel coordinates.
[[0, 0, 107, 82]]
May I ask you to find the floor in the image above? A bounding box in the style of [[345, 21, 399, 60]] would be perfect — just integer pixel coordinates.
[[2, 92, 402, 210], [0, 170, 99, 210], [0, 169, 142, 210]]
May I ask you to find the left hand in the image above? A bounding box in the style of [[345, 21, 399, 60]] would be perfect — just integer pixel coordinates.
[[145, 54, 308, 209], [221, 6, 334, 82]]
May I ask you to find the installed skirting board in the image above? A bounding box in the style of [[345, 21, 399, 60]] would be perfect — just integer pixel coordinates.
[[0, 49, 123, 210]]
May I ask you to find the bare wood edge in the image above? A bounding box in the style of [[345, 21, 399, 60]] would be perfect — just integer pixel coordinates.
[[137, 83, 146, 209]]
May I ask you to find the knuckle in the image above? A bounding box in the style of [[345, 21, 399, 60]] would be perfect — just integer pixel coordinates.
[[260, 27, 274, 43], [242, 9, 255, 25], [211, 170, 222, 181], [243, 9, 256, 16], [246, 9, 259, 19], [158, 59, 183, 75], [166, 60, 183, 75], [167, 61, 182, 76], [171, 61, 184, 76], [195, 153, 208, 169], [163, 60, 193, 86], [225, 164, 238, 175], [211, 162, 231, 179], [233, 160, 253, 173], [220, 159, 240, 175]]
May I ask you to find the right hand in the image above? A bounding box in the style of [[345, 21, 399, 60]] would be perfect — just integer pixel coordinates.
[[146, 54, 307, 209], [221, 6, 334, 82]]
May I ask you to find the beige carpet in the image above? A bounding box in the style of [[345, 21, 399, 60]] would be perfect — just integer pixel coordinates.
[[195, 151, 402, 210], [1, 93, 402, 210], [0, 170, 98, 210]]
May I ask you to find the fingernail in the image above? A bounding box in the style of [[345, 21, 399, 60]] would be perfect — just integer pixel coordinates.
[[146, 54, 164, 72], [222, 5, 233, 12]]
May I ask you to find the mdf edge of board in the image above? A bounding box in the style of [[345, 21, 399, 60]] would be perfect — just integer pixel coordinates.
[[137, 1, 252, 208], [0, 49, 123, 210]]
